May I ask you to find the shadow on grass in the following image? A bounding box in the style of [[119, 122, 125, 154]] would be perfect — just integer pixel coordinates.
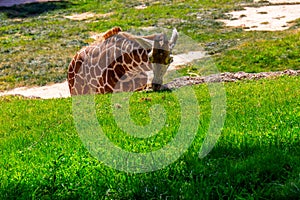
[[1, 144, 299, 199], [0, 0, 70, 18]]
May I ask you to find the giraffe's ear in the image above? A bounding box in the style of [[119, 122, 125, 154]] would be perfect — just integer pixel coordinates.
[[134, 37, 153, 50], [118, 32, 153, 50], [169, 28, 178, 51]]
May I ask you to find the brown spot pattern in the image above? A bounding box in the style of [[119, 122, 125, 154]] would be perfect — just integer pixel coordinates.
[[67, 30, 152, 95]]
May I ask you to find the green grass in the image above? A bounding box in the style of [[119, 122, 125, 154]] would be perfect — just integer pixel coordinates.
[[215, 30, 300, 72], [1, 76, 300, 199], [1, 0, 300, 199], [180, 29, 300, 75]]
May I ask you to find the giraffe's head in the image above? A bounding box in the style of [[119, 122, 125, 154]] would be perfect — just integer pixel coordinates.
[[150, 29, 178, 91]]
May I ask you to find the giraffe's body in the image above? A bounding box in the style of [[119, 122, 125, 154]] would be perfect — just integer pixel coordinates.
[[67, 27, 178, 95]]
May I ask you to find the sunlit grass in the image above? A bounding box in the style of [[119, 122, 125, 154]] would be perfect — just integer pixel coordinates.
[[1, 76, 299, 199], [0, 0, 299, 199]]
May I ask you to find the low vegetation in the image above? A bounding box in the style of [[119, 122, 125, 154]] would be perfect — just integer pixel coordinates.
[[1, 76, 300, 199]]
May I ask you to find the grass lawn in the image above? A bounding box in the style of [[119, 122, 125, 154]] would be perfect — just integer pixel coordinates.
[[0, 0, 300, 199], [1, 76, 300, 199]]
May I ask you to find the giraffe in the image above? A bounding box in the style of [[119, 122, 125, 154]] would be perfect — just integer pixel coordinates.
[[67, 27, 178, 95]]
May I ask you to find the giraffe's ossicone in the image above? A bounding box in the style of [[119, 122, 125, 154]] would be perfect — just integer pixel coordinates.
[[67, 27, 178, 95]]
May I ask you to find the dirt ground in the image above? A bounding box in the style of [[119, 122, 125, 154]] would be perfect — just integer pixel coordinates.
[[219, 3, 300, 31]]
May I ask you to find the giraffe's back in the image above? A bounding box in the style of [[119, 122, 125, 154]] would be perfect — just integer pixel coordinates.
[[67, 32, 152, 95]]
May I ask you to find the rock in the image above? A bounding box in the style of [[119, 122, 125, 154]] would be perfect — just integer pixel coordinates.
[[162, 70, 300, 90]]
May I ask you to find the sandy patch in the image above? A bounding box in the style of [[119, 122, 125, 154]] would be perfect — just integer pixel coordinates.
[[168, 51, 207, 71], [0, 0, 61, 7], [64, 12, 114, 21], [135, 4, 148, 10], [0, 82, 69, 99], [219, 4, 300, 31]]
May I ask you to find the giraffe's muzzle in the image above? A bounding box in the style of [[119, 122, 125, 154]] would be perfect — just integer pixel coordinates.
[[152, 83, 162, 91]]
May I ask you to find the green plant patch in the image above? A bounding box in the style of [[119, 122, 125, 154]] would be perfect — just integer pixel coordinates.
[[180, 30, 300, 75], [215, 30, 300, 72], [1, 76, 299, 199]]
